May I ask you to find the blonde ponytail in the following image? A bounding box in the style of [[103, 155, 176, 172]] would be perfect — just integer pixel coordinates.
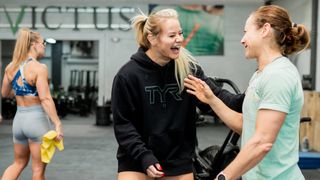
[[175, 47, 197, 92], [131, 12, 149, 49], [12, 28, 40, 67]]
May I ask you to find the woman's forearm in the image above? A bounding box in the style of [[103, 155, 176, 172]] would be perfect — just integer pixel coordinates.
[[208, 96, 243, 134], [40, 97, 61, 127], [222, 134, 272, 179]]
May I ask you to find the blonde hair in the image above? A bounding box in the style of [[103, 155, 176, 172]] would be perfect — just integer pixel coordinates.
[[12, 28, 41, 67], [131, 8, 197, 92]]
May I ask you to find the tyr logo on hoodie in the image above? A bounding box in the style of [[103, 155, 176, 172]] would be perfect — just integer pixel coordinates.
[[145, 83, 182, 104]]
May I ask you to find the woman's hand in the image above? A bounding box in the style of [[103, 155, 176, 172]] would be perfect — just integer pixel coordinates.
[[184, 75, 215, 104], [146, 163, 165, 178], [54, 123, 64, 141]]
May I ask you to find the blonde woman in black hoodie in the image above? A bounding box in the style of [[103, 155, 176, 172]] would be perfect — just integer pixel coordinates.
[[112, 8, 243, 180]]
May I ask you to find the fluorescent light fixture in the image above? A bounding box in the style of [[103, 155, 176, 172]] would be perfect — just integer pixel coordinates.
[[45, 38, 56, 44]]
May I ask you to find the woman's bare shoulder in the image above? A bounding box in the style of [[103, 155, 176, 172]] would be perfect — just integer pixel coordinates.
[[5, 62, 13, 71], [30, 60, 48, 70], [5, 62, 17, 76]]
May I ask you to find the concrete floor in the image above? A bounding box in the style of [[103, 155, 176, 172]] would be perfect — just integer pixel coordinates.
[[0, 114, 319, 179]]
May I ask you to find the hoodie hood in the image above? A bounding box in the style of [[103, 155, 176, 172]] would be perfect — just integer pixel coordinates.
[[131, 47, 174, 70]]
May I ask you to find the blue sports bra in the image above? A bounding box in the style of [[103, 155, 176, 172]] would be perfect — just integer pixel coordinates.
[[12, 58, 38, 96]]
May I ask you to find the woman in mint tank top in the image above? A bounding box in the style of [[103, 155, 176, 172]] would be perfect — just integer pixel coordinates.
[[184, 5, 310, 180]]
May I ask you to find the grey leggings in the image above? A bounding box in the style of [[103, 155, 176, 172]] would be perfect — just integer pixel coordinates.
[[13, 105, 52, 145]]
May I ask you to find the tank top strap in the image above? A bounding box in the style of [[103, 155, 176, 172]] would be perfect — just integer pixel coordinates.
[[19, 57, 33, 79]]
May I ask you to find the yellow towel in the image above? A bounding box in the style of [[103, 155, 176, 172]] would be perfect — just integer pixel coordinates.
[[41, 130, 64, 163]]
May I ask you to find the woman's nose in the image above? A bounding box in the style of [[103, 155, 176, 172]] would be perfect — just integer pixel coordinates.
[[240, 38, 245, 45], [177, 35, 183, 43]]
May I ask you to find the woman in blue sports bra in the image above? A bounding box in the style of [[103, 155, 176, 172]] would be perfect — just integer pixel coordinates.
[[1, 28, 63, 179]]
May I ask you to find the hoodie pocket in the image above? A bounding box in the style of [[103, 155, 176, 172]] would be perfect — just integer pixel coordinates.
[[148, 130, 184, 160]]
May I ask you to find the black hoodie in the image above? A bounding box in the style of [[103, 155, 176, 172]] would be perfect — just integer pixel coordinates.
[[112, 48, 244, 176]]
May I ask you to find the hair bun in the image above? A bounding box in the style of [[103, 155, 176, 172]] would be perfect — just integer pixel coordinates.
[[292, 22, 297, 28]]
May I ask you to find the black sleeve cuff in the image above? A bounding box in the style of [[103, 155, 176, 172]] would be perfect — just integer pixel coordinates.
[[140, 152, 159, 172]]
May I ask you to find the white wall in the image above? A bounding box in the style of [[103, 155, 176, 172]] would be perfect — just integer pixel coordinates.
[[104, 32, 138, 102], [196, 4, 259, 92], [0, 0, 277, 105], [275, 0, 312, 84], [100, 3, 261, 97]]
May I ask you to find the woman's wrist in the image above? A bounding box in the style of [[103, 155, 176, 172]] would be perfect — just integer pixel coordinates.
[[208, 95, 219, 107], [54, 122, 62, 129]]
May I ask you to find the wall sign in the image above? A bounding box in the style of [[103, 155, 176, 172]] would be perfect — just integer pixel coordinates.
[[0, 5, 136, 34]]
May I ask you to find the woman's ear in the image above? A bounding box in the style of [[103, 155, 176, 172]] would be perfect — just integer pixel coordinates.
[[147, 34, 157, 46], [261, 23, 272, 38], [30, 43, 38, 53]]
